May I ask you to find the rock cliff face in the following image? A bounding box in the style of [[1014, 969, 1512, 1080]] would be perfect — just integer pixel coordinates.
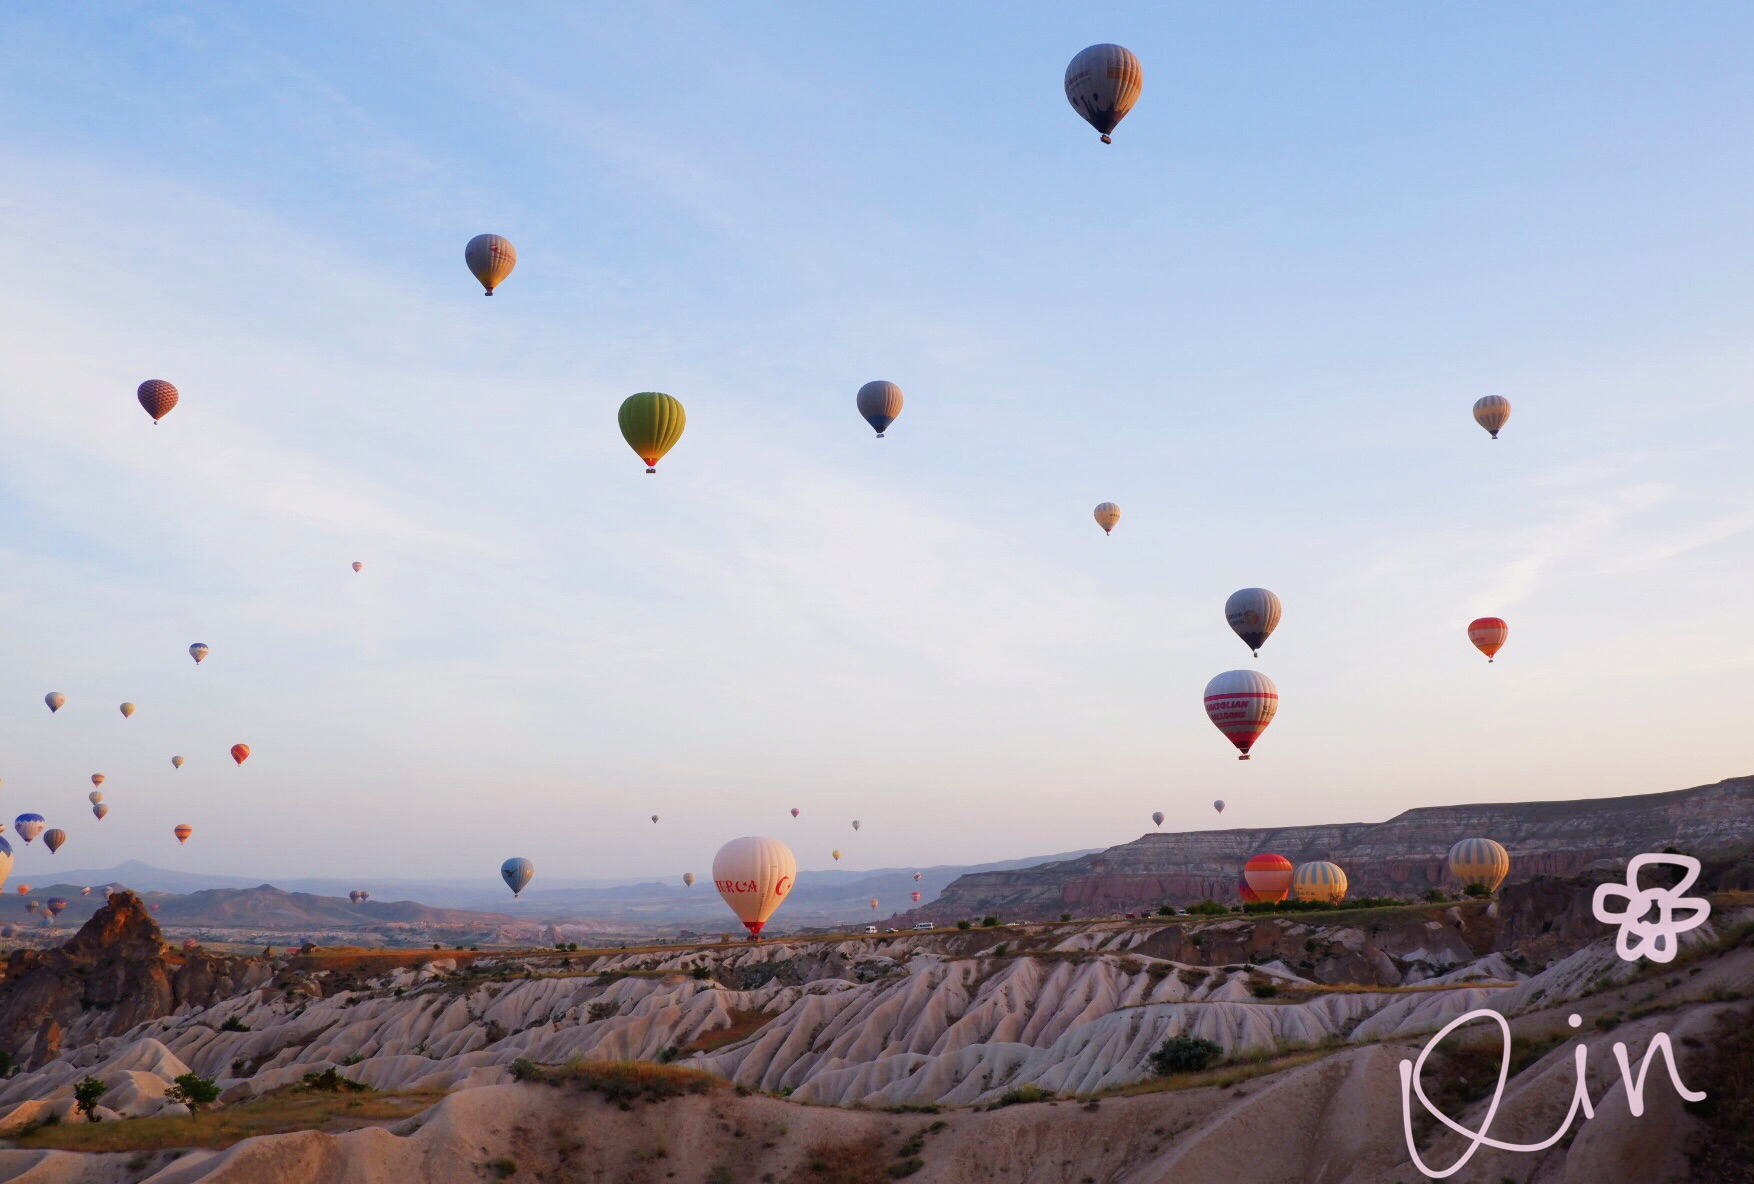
[[0, 891, 272, 1067], [921, 775, 1754, 919]]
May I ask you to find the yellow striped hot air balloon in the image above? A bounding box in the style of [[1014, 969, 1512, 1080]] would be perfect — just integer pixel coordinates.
[[465, 234, 517, 295], [1093, 502, 1121, 535], [1447, 838, 1510, 893], [618, 392, 686, 474], [1292, 861, 1348, 904], [1473, 396, 1511, 439]]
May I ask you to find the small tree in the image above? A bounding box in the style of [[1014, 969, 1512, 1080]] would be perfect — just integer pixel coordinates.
[[1423, 888, 1449, 903], [72, 1076, 108, 1123], [1149, 1035, 1224, 1076], [166, 1073, 221, 1116], [981, 916, 999, 928], [1059, 913, 1072, 923], [955, 920, 972, 930], [1463, 882, 1491, 898], [1156, 904, 1176, 917]]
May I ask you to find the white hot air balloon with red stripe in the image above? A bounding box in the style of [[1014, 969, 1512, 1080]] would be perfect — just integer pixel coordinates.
[[1203, 670, 1278, 760], [713, 836, 796, 939], [465, 234, 516, 295]]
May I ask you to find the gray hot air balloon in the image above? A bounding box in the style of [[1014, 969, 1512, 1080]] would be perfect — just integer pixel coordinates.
[[856, 381, 904, 438], [682, 872, 696, 887], [44, 692, 65, 713], [1064, 44, 1143, 144], [189, 643, 210, 665], [93, 803, 109, 820], [466, 234, 517, 295], [43, 829, 66, 855], [171, 755, 185, 769], [501, 857, 534, 897], [1151, 811, 1164, 828], [851, 820, 861, 831], [88, 791, 103, 805], [1224, 588, 1282, 657], [1213, 800, 1226, 814]]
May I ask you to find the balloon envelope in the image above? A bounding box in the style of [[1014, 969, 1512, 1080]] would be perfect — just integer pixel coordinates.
[[88, 791, 103, 805], [465, 234, 517, 294], [790, 808, 800, 818], [171, 755, 185, 769], [0, 836, 11, 894], [856, 381, 904, 437], [1064, 44, 1143, 143], [1468, 617, 1509, 662], [14, 816, 45, 845], [43, 829, 66, 854], [1224, 589, 1282, 656], [500, 857, 534, 897], [831, 849, 842, 862], [1151, 811, 1164, 827], [46, 897, 67, 917], [912, 872, 923, 882], [1213, 800, 1225, 813], [618, 392, 686, 473], [137, 379, 179, 423], [1093, 502, 1121, 534], [851, 820, 861, 831], [1473, 395, 1511, 439], [1203, 670, 1279, 759], [189, 643, 210, 664], [911, 891, 922, 903], [712, 836, 797, 936], [231, 744, 251, 765], [93, 804, 109, 820], [1292, 861, 1348, 904], [1243, 853, 1294, 903], [1237, 874, 1261, 905], [1447, 838, 1511, 892], [682, 872, 696, 887], [44, 693, 64, 713], [173, 824, 192, 844], [119, 702, 136, 718], [352, 561, 363, 572]]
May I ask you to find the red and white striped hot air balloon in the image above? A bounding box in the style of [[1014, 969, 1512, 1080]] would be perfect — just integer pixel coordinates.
[[1468, 617, 1508, 662], [712, 837, 796, 939], [174, 824, 193, 845], [1243, 854, 1294, 903], [1203, 670, 1278, 760]]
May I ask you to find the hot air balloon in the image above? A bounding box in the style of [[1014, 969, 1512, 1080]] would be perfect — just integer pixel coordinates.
[[44, 693, 64, 713], [231, 744, 251, 765], [501, 857, 534, 897], [0, 836, 11, 895], [911, 891, 922, 903], [856, 381, 904, 438], [618, 392, 686, 474], [93, 804, 109, 820], [1292, 861, 1348, 905], [1064, 43, 1143, 144], [683, 872, 696, 887], [1093, 502, 1121, 535], [14, 816, 44, 845], [1224, 589, 1282, 657], [80, 886, 91, 896], [912, 872, 923, 882], [465, 234, 517, 295], [1213, 800, 1225, 814], [1447, 838, 1510, 893], [831, 850, 842, 862], [137, 379, 179, 423], [0, 926, 12, 939], [172, 755, 185, 769], [352, 561, 363, 572], [119, 702, 136, 718], [1237, 874, 1262, 905], [651, 815, 660, 824], [359, 890, 370, 903], [1151, 811, 1164, 828], [151, 904, 159, 913], [16, 885, 29, 896], [851, 820, 861, 831], [1242, 853, 1294, 903], [1203, 670, 1278, 760], [189, 643, 210, 665], [45, 897, 67, 918], [89, 774, 105, 790], [869, 898, 879, 911], [1473, 396, 1511, 440], [1468, 618, 1508, 662], [43, 829, 66, 855], [174, 824, 192, 845], [349, 890, 362, 904], [712, 836, 797, 938], [790, 808, 800, 819], [182, 938, 197, 951], [25, 900, 37, 914]]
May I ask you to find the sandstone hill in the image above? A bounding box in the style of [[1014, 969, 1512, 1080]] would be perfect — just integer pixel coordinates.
[[918, 774, 1754, 920]]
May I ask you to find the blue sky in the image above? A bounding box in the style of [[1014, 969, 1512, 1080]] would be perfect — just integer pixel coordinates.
[[1, 4, 1751, 882]]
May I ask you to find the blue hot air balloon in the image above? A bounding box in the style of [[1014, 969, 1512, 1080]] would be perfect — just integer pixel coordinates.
[[13, 815, 45, 845], [500, 857, 534, 898]]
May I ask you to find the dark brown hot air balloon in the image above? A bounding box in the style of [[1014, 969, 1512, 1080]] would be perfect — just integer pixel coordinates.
[[137, 380, 179, 423]]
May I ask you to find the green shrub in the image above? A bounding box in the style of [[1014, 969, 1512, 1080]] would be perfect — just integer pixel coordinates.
[[1424, 889, 1449, 903], [1156, 905, 1176, 917], [1059, 913, 1072, 923], [1186, 900, 1227, 916], [981, 916, 999, 928], [956, 920, 972, 930], [165, 1073, 221, 1115], [691, 966, 713, 980], [1149, 1035, 1224, 1076], [300, 1068, 369, 1092], [993, 1084, 1054, 1107], [888, 1158, 924, 1178], [219, 1016, 250, 1032], [1463, 883, 1491, 898], [1250, 983, 1279, 999], [72, 1076, 107, 1123]]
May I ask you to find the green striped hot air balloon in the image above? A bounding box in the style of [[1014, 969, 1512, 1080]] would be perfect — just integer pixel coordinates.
[[618, 392, 686, 474]]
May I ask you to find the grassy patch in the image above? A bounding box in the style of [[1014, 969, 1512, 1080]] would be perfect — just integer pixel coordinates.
[[510, 1059, 720, 1105], [1099, 1047, 1337, 1097], [683, 1008, 775, 1055], [1684, 1004, 1754, 1182], [11, 1087, 441, 1153], [791, 1136, 892, 1184]]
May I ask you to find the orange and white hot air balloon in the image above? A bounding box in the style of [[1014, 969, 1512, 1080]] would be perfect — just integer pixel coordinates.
[[1203, 670, 1278, 760], [465, 234, 517, 295], [1473, 396, 1511, 440], [712, 836, 797, 938], [1064, 44, 1143, 144], [91, 774, 105, 788], [137, 380, 179, 424], [1093, 502, 1121, 535], [174, 824, 193, 845], [1468, 617, 1508, 662], [1242, 853, 1294, 903], [119, 702, 136, 719], [230, 744, 251, 765]]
